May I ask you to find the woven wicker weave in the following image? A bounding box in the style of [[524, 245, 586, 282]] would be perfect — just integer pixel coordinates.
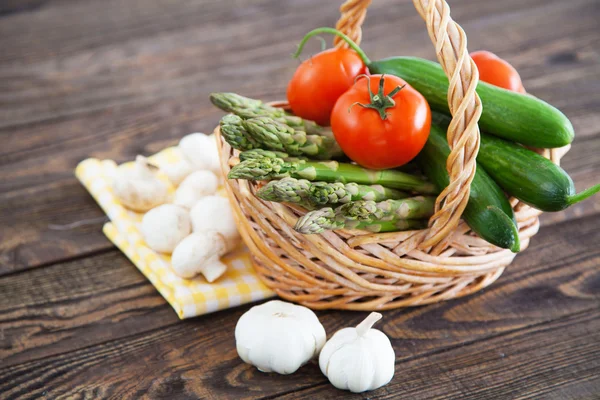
[[214, 0, 569, 310]]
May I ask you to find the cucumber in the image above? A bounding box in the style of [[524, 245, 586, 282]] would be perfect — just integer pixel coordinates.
[[417, 124, 520, 252], [369, 57, 574, 148], [477, 134, 600, 211]]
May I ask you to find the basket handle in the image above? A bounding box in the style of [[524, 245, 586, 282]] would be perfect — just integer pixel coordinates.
[[335, 0, 482, 249]]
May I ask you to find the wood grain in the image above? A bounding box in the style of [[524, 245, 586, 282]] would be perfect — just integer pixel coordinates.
[[1, 212, 598, 398], [0, 0, 599, 398]]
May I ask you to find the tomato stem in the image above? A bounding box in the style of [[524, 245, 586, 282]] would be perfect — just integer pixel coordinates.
[[293, 27, 372, 65], [348, 75, 405, 120]]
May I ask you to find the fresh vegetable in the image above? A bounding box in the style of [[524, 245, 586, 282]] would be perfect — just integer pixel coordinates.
[[238, 148, 291, 161], [220, 114, 342, 159], [331, 74, 431, 169], [172, 196, 241, 281], [189, 196, 240, 241], [210, 92, 330, 136], [160, 156, 196, 186], [111, 155, 168, 212], [244, 116, 343, 159], [477, 133, 600, 212], [287, 48, 366, 126], [417, 124, 520, 252], [179, 133, 221, 176], [220, 114, 261, 151], [174, 170, 219, 209], [471, 50, 525, 93], [235, 300, 326, 375], [369, 57, 572, 148], [171, 232, 230, 282], [229, 153, 438, 194], [294, 197, 434, 234], [141, 204, 191, 254], [319, 312, 395, 393], [295, 28, 574, 148], [256, 177, 408, 208]]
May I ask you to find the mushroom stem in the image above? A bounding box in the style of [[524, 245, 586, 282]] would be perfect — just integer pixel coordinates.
[[356, 312, 382, 336]]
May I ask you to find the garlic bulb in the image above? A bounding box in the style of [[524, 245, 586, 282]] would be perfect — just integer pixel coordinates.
[[141, 204, 191, 253], [319, 312, 395, 393], [112, 155, 168, 212], [235, 300, 326, 374]]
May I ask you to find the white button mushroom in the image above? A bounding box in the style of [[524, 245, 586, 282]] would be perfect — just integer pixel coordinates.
[[171, 231, 229, 282], [161, 157, 197, 187], [189, 195, 239, 243], [179, 133, 221, 176], [173, 170, 219, 209], [235, 300, 326, 374], [141, 204, 191, 254], [112, 155, 168, 212], [171, 195, 240, 281], [319, 312, 395, 393]]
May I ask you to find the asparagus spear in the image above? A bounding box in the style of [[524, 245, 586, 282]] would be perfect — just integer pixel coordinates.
[[256, 177, 313, 208], [294, 197, 434, 234], [256, 177, 408, 207], [210, 92, 332, 137], [239, 148, 291, 161], [243, 117, 343, 160], [220, 114, 261, 151], [229, 154, 438, 194]]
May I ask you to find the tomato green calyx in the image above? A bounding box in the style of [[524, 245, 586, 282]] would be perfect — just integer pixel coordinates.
[[349, 75, 406, 120], [293, 27, 371, 65]]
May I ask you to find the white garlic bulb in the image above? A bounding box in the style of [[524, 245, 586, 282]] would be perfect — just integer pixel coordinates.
[[319, 312, 395, 393], [235, 300, 326, 374]]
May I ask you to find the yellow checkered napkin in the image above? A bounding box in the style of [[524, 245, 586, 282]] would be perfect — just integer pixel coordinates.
[[75, 146, 274, 319]]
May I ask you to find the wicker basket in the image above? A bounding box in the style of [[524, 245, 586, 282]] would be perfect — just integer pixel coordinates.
[[214, 0, 569, 310]]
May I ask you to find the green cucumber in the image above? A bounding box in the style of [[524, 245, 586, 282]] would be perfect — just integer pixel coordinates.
[[369, 57, 574, 148], [477, 134, 600, 211], [432, 112, 600, 212], [417, 124, 520, 252]]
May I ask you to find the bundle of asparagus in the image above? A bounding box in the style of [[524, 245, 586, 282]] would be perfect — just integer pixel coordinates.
[[212, 92, 439, 235], [294, 197, 434, 234]]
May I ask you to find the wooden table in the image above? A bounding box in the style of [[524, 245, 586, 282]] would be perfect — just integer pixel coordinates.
[[1, 0, 599, 398]]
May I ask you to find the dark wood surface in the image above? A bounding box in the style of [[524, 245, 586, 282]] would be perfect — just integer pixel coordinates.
[[0, 0, 598, 398]]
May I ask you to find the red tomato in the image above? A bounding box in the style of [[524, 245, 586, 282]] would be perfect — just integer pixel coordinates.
[[471, 50, 525, 93], [287, 48, 366, 126], [331, 75, 431, 170]]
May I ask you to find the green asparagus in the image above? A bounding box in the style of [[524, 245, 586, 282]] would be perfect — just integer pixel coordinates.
[[209, 92, 332, 137], [229, 154, 438, 194], [243, 117, 343, 160], [238, 148, 291, 161], [294, 197, 434, 234], [220, 114, 260, 151], [256, 177, 408, 208]]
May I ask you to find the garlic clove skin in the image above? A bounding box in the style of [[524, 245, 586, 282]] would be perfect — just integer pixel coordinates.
[[112, 156, 168, 212], [319, 312, 395, 393], [174, 170, 219, 209], [171, 231, 228, 281], [161, 157, 197, 187], [141, 204, 191, 254], [179, 133, 221, 176], [190, 196, 239, 248], [235, 300, 326, 375]]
